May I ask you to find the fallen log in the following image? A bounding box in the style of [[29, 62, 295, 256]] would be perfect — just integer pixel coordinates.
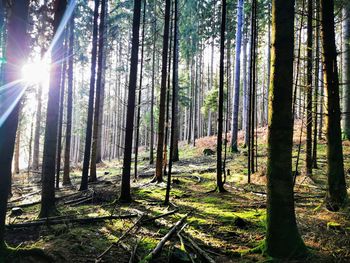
[[6, 214, 138, 229], [142, 214, 188, 262]]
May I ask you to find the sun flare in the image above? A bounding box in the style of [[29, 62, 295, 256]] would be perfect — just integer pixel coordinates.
[[21, 60, 50, 86]]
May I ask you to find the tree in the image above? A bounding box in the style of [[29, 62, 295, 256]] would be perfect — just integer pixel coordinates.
[[119, 0, 142, 203], [154, 0, 171, 183], [343, 1, 350, 140], [230, 0, 244, 153], [39, 0, 68, 218], [0, 0, 30, 251], [265, 0, 307, 258], [63, 12, 75, 186], [90, 0, 107, 182], [305, 0, 313, 176], [216, 0, 226, 193], [80, 0, 100, 191], [320, 0, 348, 210]]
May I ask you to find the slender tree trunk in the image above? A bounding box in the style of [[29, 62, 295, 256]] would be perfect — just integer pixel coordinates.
[[149, 4, 156, 165], [0, 0, 29, 249], [321, 0, 348, 210], [155, 0, 171, 183], [14, 120, 21, 174], [96, 0, 108, 163], [343, 3, 350, 139], [230, 0, 244, 152], [312, 0, 320, 169], [55, 28, 69, 189], [32, 83, 43, 171], [216, 0, 226, 193], [306, 0, 313, 177], [134, 0, 146, 180], [172, 0, 180, 162], [119, 0, 141, 203], [80, 0, 99, 191], [40, 0, 67, 218], [265, 0, 307, 258], [90, 0, 107, 182], [63, 12, 75, 186], [165, 0, 179, 204]]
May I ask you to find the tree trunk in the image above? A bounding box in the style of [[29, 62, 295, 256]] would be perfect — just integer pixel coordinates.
[[32, 82, 43, 171], [39, 0, 68, 218], [55, 28, 69, 189], [155, 0, 171, 183], [80, 0, 99, 191], [321, 0, 348, 210], [96, 0, 108, 164], [265, 0, 307, 258], [90, 0, 107, 182], [172, 0, 180, 162], [305, 0, 313, 177], [63, 12, 75, 186], [343, 3, 350, 139], [216, 0, 226, 193], [0, 0, 29, 248], [134, 0, 146, 180], [119, 0, 141, 203], [230, 0, 244, 152]]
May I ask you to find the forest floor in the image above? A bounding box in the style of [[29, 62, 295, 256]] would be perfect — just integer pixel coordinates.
[[4, 126, 350, 263]]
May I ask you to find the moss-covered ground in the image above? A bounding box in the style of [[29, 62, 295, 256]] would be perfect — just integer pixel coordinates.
[[4, 125, 350, 262]]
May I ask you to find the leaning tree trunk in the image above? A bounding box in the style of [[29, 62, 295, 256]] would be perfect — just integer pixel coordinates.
[[321, 0, 348, 210], [265, 0, 307, 258], [342, 3, 350, 139], [230, 0, 244, 152], [0, 0, 29, 249], [80, 0, 99, 191], [63, 12, 75, 186], [39, 0, 68, 218], [154, 0, 171, 183], [90, 0, 107, 182], [119, 0, 141, 203]]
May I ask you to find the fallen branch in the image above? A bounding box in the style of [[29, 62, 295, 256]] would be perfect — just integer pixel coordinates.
[[96, 215, 145, 261], [179, 233, 216, 263], [141, 210, 178, 224], [129, 238, 141, 263], [142, 214, 188, 262], [70, 196, 93, 206], [6, 214, 138, 229]]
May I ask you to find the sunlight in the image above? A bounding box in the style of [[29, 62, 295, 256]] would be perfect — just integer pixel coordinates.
[[21, 61, 50, 85]]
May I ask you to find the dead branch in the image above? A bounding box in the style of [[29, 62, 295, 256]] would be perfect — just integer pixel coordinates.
[[6, 214, 138, 229]]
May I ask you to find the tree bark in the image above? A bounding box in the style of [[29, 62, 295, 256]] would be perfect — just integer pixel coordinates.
[[321, 0, 348, 210], [265, 0, 307, 258], [80, 0, 99, 191], [342, 3, 350, 139], [155, 0, 171, 183], [230, 0, 244, 152], [305, 0, 313, 177], [63, 12, 75, 186], [119, 0, 141, 203], [90, 0, 107, 182], [39, 0, 68, 218], [0, 0, 30, 247], [216, 0, 226, 193]]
